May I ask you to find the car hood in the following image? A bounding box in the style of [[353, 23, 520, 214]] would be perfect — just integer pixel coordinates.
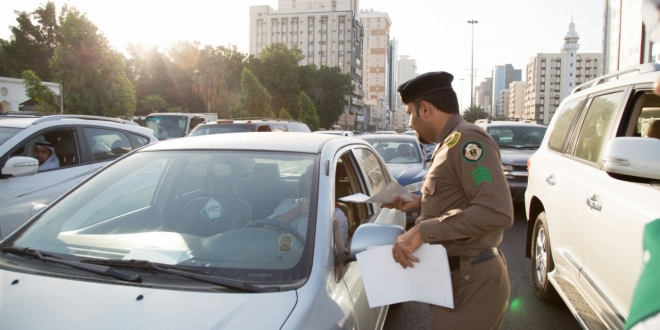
[[0, 270, 297, 329], [386, 163, 426, 185], [499, 148, 536, 166]]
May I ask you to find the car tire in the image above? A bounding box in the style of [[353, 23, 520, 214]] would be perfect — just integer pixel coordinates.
[[531, 211, 559, 302]]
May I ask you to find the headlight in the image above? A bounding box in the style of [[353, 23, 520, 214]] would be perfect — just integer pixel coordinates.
[[404, 181, 424, 194], [502, 164, 514, 173]]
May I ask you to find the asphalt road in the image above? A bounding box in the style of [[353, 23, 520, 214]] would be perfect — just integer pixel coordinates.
[[383, 203, 581, 330]]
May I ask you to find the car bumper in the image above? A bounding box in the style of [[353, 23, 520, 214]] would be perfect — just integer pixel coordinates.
[[507, 180, 527, 203]]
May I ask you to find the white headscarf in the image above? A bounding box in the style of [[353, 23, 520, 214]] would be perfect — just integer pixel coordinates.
[[34, 143, 60, 171]]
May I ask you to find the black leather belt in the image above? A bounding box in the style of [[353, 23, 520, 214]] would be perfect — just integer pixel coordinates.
[[448, 247, 500, 272]]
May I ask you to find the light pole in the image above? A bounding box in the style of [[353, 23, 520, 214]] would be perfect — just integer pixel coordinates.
[[468, 19, 478, 109]]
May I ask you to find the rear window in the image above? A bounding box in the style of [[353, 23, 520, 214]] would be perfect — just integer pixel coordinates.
[[0, 127, 22, 146], [189, 125, 252, 136], [548, 98, 584, 152]]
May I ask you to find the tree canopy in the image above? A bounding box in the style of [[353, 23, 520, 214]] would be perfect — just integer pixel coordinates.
[[462, 105, 490, 123], [230, 68, 274, 119], [297, 91, 320, 131]]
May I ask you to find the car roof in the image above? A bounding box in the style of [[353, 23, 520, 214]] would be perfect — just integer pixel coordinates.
[[143, 132, 363, 153], [569, 63, 660, 99], [358, 134, 419, 142], [0, 117, 38, 128]]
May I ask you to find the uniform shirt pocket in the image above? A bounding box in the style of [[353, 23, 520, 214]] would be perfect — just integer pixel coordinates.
[[422, 177, 437, 195]]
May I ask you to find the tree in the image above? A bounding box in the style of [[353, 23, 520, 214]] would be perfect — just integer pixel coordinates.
[[303, 66, 352, 129], [278, 108, 292, 120], [230, 68, 273, 119], [297, 91, 319, 131], [22, 70, 59, 113], [251, 43, 303, 116], [139, 94, 169, 113], [462, 105, 489, 123], [193, 46, 226, 113], [51, 8, 136, 118], [0, 2, 60, 80]]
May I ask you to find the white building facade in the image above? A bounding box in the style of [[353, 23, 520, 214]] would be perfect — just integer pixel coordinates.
[[499, 89, 510, 118], [0, 77, 60, 113], [523, 21, 602, 125], [508, 81, 526, 119]]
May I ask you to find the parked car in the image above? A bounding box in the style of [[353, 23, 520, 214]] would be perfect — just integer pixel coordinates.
[[0, 132, 405, 329], [373, 131, 398, 135], [143, 113, 217, 140], [314, 130, 354, 136], [358, 134, 427, 228], [525, 63, 660, 329], [475, 120, 547, 202], [0, 115, 157, 239], [403, 130, 436, 156], [188, 119, 311, 136]]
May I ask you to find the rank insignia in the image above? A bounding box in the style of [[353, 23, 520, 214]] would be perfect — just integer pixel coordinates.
[[445, 132, 461, 149], [462, 140, 485, 163]]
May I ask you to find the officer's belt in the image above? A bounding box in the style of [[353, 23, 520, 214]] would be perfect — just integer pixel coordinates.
[[448, 247, 499, 272]]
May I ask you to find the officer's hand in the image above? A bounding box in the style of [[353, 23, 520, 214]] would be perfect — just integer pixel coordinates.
[[382, 195, 421, 213], [392, 226, 424, 268]]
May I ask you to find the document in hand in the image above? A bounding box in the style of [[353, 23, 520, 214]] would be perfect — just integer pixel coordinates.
[[356, 244, 453, 309], [338, 181, 413, 204]]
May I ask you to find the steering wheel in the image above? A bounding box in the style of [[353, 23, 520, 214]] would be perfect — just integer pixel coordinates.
[[244, 219, 306, 245]]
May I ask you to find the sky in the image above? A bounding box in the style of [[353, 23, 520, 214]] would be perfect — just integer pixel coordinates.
[[1, 0, 605, 107]]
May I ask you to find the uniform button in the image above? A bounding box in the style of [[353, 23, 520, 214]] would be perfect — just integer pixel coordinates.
[[429, 234, 435, 239], [464, 275, 470, 280]]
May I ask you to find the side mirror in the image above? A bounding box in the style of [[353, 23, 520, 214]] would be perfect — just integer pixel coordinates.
[[602, 137, 660, 180], [1, 156, 39, 177], [348, 223, 405, 259]]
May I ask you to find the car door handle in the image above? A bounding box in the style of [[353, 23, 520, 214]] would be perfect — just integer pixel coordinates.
[[545, 175, 556, 186], [586, 196, 602, 212]]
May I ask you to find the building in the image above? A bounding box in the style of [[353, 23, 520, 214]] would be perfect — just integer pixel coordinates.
[[397, 55, 418, 106], [491, 64, 522, 117], [474, 77, 493, 114], [359, 10, 392, 103], [391, 105, 409, 132], [248, 0, 365, 130], [387, 38, 398, 129], [508, 81, 526, 119], [0, 77, 60, 113], [602, 0, 658, 74], [499, 89, 510, 118], [523, 20, 602, 125]]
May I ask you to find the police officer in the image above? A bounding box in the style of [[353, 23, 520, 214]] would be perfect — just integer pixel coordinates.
[[384, 71, 514, 329]]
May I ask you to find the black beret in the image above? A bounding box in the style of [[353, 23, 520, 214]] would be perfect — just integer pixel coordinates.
[[397, 71, 454, 104]]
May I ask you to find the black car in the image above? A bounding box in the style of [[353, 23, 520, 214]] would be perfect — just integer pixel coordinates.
[[188, 119, 311, 136]]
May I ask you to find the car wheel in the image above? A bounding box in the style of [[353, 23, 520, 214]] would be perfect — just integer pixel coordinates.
[[531, 211, 559, 301]]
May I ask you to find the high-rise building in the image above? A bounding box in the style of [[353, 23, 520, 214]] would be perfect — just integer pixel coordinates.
[[602, 0, 658, 74], [397, 55, 417, 106], [474, 77, 493, 114], [491, 64, 522, 117], [387, 38, 398, 129], [249, 0, 364, 130], [499, 89, 510, 118], [523, 21, 602, 125], [508, 81, 526, 119]]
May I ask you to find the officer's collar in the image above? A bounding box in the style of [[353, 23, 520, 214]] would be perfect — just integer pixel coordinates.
[[437, 115, 462, 144]]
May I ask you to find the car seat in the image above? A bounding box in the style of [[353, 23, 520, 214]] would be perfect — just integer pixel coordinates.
[[55, 136, 77, 166], [336, 202, 354, 237], [647, 120, 660, 139]]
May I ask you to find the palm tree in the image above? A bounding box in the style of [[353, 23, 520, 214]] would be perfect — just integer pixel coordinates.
[[193, 46, 226, 113], [462, 105, 489, 123]]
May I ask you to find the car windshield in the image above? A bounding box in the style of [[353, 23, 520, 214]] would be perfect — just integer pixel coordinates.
[[5, 150, 317, 285], [488, 126, 547, 148], [0, 127, 21, 146], [144, 116, 187, 139], [189, 125, 251, 136], [363, 139, 422, 163]]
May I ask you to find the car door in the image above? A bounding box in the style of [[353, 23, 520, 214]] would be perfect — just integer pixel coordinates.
[[83, 127, 138, 171], [579, 88, 657, 325], [0, 126, 92, 238]]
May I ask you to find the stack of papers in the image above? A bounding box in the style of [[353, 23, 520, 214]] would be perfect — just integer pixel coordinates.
[[356, 243, 454, 308], [339, 181, 413, 204]]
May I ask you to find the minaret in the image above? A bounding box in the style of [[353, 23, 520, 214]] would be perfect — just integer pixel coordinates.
[[561, 18, 580, 100]]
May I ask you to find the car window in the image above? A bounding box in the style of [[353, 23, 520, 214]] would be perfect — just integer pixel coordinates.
[[84, 127, 132, 162], [189, 125, 252, 136], [548, 98, 585, 152], [367, 141, 421, 163], [573, 92, 624, 164], [353, 148, 388, 195], [624, 92, 660, 138], [488, 126, 547, 148], [0, 127, 21, 146], [10, 128, 78, 171], [129, 133, 150, 147], [144, 116, 187, 139], [335, 152, 371, 239], [271, 123, 288, 132]]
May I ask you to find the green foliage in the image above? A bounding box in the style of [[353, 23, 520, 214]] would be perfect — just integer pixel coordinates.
[[278, 108, 292, 120], [230, 68, 274, 119], [297, 91, 319, 131], [250, 43, 303, 117], [193, 46, 226, 113], [166, 105, 184, 113], [0, 2, 60, 80], [303, 66, 351, 129], [462, 105, 490, 123], [139, 94, 169, 113], [21, 70, 59, 113]]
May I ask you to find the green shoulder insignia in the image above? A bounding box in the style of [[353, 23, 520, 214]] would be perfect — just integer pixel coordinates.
[[444, 132, 461, 149], [471, 165, 494, 186]]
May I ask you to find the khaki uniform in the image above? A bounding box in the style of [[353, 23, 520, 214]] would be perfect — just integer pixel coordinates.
[[416, 115, 514, 329]]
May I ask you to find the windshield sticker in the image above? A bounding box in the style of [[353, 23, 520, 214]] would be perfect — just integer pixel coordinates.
[[201, 198, 223, 224], [445, 132, 461, 149], [461, 140, 485, 163], [279, 234, 294, 252], [471, 165, 494, 186]]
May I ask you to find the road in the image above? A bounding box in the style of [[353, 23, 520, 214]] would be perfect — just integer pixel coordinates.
[[383, 204, 581, 330]]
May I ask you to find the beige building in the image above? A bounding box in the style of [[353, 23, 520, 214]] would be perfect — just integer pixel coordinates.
[[474, 77, 493, 114], [499, 89, 510, 118], [523, 21, 602, 125], [391, 105, 409, 132], [359, 10, 391, 109], [249, 0, 365, 130], [508, 81, 526, 119], [397, 55, 417, 106]]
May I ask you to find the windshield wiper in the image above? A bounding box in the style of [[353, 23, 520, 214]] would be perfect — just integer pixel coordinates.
[[81, 259, 274, 293], [0, 247, 141, 283]]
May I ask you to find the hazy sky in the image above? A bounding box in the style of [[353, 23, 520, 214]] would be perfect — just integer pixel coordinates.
[[1, 0, 605, 106]]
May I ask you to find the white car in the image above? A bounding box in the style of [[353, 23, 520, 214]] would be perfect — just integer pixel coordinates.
[[525, 63, 660, 329], [313, 130, 354, 136], [0, 115, 157, 239], [0, 132, 405, 329]]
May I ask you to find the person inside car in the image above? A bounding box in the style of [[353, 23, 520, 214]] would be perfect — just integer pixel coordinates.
[[32, 141, 59, 171]]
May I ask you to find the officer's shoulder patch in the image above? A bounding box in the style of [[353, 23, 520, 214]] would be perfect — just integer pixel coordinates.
[[461, 140, 486, 163], [444, 132, 461, 149]]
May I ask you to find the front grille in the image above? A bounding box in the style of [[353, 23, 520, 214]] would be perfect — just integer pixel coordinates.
[[513, 165, 527, 171]]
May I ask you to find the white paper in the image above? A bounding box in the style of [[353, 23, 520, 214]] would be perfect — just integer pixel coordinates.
[[356, 244, 453, 308], [339, 181, 413, 204], [123, 247, 192, 265]]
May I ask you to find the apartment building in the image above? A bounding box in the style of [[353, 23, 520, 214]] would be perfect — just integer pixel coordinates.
[[249, 0, 365, 130], [508, 81, 526, 119], [474, 77, 493, 113], [523, 20, 602, 125], [499, 89, 510, 118], [491, 64, 522, 117]]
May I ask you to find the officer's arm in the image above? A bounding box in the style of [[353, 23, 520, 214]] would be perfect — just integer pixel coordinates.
[[418, 129, 514, 242]]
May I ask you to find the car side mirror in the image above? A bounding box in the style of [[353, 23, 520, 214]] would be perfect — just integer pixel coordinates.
[[1, 156, 39, 177], [348, 223, 405, 260], [602, 137, 660, 181], [426, 152, 433, 162]]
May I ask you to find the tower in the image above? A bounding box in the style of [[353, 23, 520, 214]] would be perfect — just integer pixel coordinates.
[[561, 18, 580, 100]]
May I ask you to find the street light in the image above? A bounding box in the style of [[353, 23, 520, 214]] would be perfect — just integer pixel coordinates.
[[468, 19, 478, 109]]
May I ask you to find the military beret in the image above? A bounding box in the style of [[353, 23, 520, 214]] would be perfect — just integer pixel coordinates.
[[397, 71, 454, 104]]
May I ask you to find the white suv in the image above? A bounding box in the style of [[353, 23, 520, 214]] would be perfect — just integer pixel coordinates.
[[525, 63, 660, 329], [0, 115, 157, 239]]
